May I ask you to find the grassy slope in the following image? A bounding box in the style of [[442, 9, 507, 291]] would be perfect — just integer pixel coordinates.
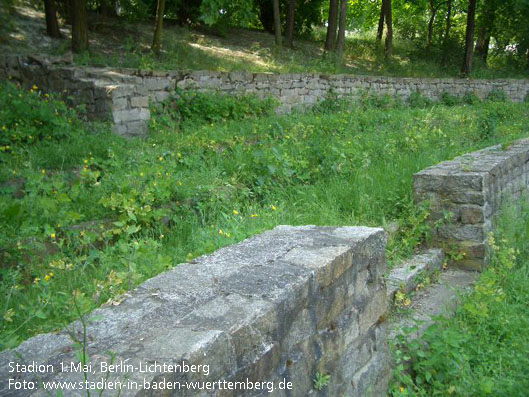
[[1, 5, 528, 79], [1, 82, 529, 349]]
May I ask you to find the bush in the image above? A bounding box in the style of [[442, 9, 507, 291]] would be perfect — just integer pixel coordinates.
[[408, 91, 433, 108], [487, 88, 508, 102], [151, 89, 277, 128]]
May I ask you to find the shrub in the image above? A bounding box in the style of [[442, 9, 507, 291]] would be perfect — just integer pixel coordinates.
[[487, 88, 508, 102], [408, 91, 433, 108], [151, 89, 277, 128]]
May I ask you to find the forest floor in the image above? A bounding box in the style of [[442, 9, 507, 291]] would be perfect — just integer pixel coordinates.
[[2, 4, 529, 79]]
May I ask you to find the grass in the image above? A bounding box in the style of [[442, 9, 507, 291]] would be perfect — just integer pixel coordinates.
[[2, 5, 528, 79], [1, 81, 529, 350], [389, 199, 529, 396]]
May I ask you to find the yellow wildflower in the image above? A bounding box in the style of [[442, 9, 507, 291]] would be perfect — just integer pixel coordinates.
[[233, 210, 239, 215], [50, 233, 56, 239], [271, 205, 277, 211], [34, 277, 40, 285], [44, 272, 54, 281], [251, 214, 259, 218], [32, 84, 38, 90]]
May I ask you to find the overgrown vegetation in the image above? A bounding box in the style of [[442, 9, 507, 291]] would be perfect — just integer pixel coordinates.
[[1, 81, 529, 350], [390, 199, 529, 396]]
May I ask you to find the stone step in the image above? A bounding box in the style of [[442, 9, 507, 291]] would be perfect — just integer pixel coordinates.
[[386, 249, 444, 302], [390, 268, 479, 339]]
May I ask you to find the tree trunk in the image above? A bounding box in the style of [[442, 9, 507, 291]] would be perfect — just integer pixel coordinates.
[[324, 0, 339, 52], [475, 26, 491, 62], [151, 0, 166, 54], [272, 0, 282, 48], [285, 0, 295, 48], [336, 0, 347, 62], [377, 0, 385, 42], [444, 0, 452, 41], [100, 0, 117, 18], [440, 0, 452, 65], [71, 0, 88, 53], [44, 0, 62, 38], [461, 0, 477, 76], [426, 0, 436, 51], [384, 0, 393, 57], [475, 2, 495, 63]]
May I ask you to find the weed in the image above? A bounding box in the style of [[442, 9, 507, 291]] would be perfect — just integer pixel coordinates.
[[313, 372, 331, 391]]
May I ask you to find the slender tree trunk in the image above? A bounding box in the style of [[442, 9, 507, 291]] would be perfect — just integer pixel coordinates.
[[71, 0, 88, 53], [100, 0, 117, 18], [272, 0, 282, 48], [336, 0, 347, 62], [441, 0, 452, 65], [461, 0, 477, 76], [444, 0, 452, 40], [377, 0, 385, 42], [44, 0, 62, 38], [324, 0, 339, 52], [285, 0, 295, 48], [384, 0, 393, 57], [426, 0, 436, 51], [151, 0, 166, 54]]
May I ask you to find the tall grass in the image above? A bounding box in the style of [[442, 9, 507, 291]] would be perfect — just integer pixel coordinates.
[[1, 82, 529, 350]]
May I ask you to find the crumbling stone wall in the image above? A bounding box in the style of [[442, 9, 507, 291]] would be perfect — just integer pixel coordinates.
[[1, 55, 528, 137], [0, 226, 391, 396], [414, 139, 529, 269]]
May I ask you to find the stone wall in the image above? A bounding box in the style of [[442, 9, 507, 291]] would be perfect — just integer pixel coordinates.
[[0, 225, 391, 396], [414, 139, 529, 270], [2, 55, 529, 137]]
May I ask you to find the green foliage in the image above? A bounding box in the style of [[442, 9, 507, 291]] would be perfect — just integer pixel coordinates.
[[408, 92, 434, 109], [1, 82, 529, 350], [313, 372, 331, 391], [389, 199, 529, 396], [151, 89, 277, 127], [487, 88, 508, 102], [0, 82, 83, 148]]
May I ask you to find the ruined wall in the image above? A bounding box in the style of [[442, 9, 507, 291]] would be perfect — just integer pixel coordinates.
[[414, 139, 529, 270], [2, 55, 529, 137], [0, 226, 391, 396]]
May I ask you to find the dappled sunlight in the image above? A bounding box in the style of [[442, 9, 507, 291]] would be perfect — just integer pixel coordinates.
[[187, 42, 274, 70]]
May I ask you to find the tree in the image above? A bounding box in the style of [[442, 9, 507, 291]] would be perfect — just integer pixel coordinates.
[[377, 0, 386, 42], [324, 0, 338, 52], [272, 0, 282, 48], [71, 0, 88, 53], [335, 0, 347, 61], [285, 0, 296, 48], [426, 0, 445, 51], [461, 0, 477, 76], [44, 0, 62, 38], [384, 0, 393, 57], [151, 0, 166, 54], [475, 0, 496, 62]]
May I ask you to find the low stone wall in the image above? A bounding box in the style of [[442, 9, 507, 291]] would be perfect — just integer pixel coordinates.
[[0, 226, 390, 396], [2, 55, 529, 137], [414, 139, 529, 269]]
